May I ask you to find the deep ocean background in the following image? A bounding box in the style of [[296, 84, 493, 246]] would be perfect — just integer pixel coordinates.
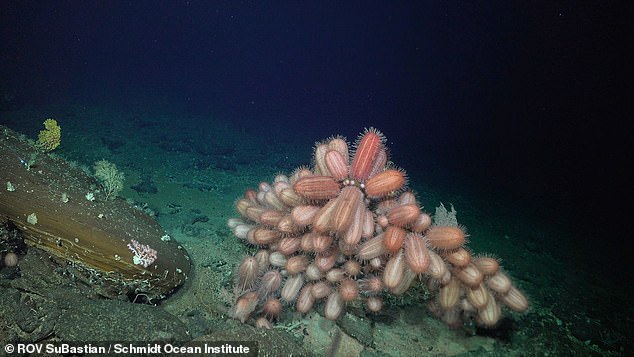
[[1, 1, 632, 354], [3, 1, 631, 267]]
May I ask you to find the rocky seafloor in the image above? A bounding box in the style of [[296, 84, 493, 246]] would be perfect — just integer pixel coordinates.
[[1, 104, 630, 356]]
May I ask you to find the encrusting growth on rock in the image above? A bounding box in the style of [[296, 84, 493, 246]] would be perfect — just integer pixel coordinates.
[[227, 128, 528, 329]]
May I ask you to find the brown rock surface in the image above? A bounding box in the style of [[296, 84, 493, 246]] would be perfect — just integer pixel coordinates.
[[0, 125, 189, 298]]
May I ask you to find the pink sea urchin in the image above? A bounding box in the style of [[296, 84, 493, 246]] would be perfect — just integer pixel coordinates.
[[228, 128, 528, 330]]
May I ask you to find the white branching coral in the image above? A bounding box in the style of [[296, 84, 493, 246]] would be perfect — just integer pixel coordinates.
[[94, 160, 125, 201]]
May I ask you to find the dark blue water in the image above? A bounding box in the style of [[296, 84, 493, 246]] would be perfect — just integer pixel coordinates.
[[1, 1, 631, 354], [4, 1, 630, 256]]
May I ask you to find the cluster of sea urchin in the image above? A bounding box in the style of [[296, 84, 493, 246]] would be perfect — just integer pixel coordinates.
[[227, 128, 528, 330]]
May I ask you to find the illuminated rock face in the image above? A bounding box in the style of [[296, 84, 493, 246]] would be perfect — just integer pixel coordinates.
[[0, 125, 190, 299]]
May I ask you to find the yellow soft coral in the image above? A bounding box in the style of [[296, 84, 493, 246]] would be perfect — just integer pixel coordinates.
[[37, 118, 61, 151]]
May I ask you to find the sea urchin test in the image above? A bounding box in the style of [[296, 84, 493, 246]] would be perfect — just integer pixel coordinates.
[[227, 128, 528, 329]]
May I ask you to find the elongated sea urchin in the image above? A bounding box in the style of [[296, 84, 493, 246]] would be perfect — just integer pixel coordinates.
[[227, 128, 528, 329]]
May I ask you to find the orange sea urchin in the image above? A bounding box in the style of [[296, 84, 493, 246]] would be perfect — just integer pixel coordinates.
[[228, 128, 528, 329]]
